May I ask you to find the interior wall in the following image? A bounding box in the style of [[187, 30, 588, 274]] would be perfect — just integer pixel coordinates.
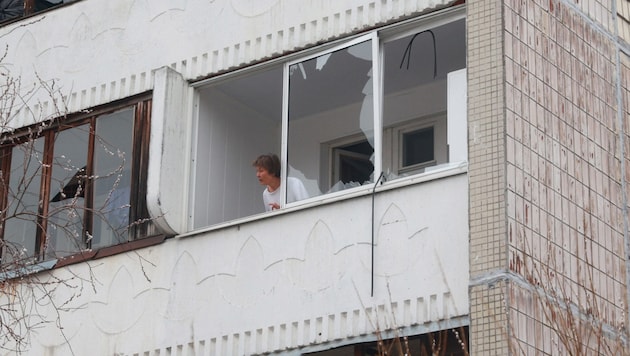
[[194, 88, 279, 227], [288, 78, 448, 194]]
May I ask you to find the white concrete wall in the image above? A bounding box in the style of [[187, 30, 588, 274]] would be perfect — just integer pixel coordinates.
[[0, 173, 469, 355]]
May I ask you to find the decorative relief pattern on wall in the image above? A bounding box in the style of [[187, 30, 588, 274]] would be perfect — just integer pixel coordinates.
[[90, 266, 147, 334], [373, 203, 429, 276], [283, 220, 340, 293], [17, 176, 468, 354], [218, 237, 278, 307], [132, 293, 458, 356], [5, 0, 454, 126]]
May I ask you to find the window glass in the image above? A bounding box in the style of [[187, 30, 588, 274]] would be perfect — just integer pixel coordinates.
[[46, 125, 90, 259], [3, 137, 45, 263], [193, 16, 466, 227], [92, 109, 134, 249], [287, 39, 374, 199], [382, 19, 466, 177], [0, 99, 152, 265], [402, 126, 434, 167]]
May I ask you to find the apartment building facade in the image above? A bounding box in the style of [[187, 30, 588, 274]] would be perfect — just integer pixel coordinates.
[[0, 0, 628, 355]]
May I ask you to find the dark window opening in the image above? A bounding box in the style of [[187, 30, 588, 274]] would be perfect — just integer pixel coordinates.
[[303, 326, 469, 356], [333, 140, 374, 185], [402, 126, 434, 167]]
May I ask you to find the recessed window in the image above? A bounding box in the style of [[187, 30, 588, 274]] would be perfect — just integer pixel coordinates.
[[402, 126, 434, 167]]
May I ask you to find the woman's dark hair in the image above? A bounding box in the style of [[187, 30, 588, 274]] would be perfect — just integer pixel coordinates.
[[252, 154, 281, 177]]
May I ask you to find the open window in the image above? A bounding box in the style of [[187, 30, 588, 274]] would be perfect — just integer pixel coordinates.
[[0, 97, 153, 265], [192, 14, 466, 228], [192, 65, 283, 227]]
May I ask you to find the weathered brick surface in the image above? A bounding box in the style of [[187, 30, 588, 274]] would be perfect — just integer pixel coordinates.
[[470, 282, 510, 355], [467, 0, 509, 352], [469, 0, 629, 353]]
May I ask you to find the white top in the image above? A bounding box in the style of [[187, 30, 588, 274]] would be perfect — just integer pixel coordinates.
[[262, 177, 309, 211]]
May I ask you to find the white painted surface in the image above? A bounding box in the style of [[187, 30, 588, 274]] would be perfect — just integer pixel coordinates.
[[0, 173, 469, 355], [149, 67, 192, 234], [448, 68, 468, 162]]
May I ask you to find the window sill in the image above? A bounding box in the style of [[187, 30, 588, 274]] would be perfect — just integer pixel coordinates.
[[0, 235, 167, 281], [54, 234, 166, 268], [0, 259, 57, 282], [182, 161, 468, 238]]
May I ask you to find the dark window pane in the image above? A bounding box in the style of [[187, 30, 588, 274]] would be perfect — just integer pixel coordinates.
[[47, 125, 90, 259], [0, 0, 24, 22], [92, 108, 134, 248], [402, 127, 434, 166], [334, 141, 373, 184], [3, 137, 45, 262]]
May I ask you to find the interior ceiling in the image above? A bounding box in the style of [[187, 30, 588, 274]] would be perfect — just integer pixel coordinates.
[[207, 18, 465, 121]]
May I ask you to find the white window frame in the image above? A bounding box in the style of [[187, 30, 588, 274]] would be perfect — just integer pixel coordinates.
[[281, 32, 381, 209], [392, 113, 447, 174]]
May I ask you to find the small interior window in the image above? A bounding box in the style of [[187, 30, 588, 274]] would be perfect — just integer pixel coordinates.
[[332, 140, 374, 186], [402, 126, 434, 167]]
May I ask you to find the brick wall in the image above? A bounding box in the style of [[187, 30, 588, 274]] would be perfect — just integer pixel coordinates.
[[469, 0, 629, 353], [467, 0, 509, 353]]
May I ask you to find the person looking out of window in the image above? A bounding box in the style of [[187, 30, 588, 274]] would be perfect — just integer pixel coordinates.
[[253, 154, 309, 211]]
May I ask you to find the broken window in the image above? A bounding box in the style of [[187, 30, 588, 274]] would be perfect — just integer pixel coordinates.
[[0, 97, 153, 264], [192, 14, 466, 228], [288, 36, 375, 198]]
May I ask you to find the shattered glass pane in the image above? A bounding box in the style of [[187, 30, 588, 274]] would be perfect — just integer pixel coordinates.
[[288, 39, 374, 200]]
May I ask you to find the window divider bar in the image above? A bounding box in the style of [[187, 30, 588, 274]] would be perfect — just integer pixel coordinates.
[[280, 62, 290, 207], [372, 31, 383, 179], [36, 131, 55, 259], [84, 118, 96, 249]]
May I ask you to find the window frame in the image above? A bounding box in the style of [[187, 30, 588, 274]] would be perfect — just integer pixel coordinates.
[[0, 94, 153, 265], [391, 113, 447, 175], [281, 32, 381, 209]]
